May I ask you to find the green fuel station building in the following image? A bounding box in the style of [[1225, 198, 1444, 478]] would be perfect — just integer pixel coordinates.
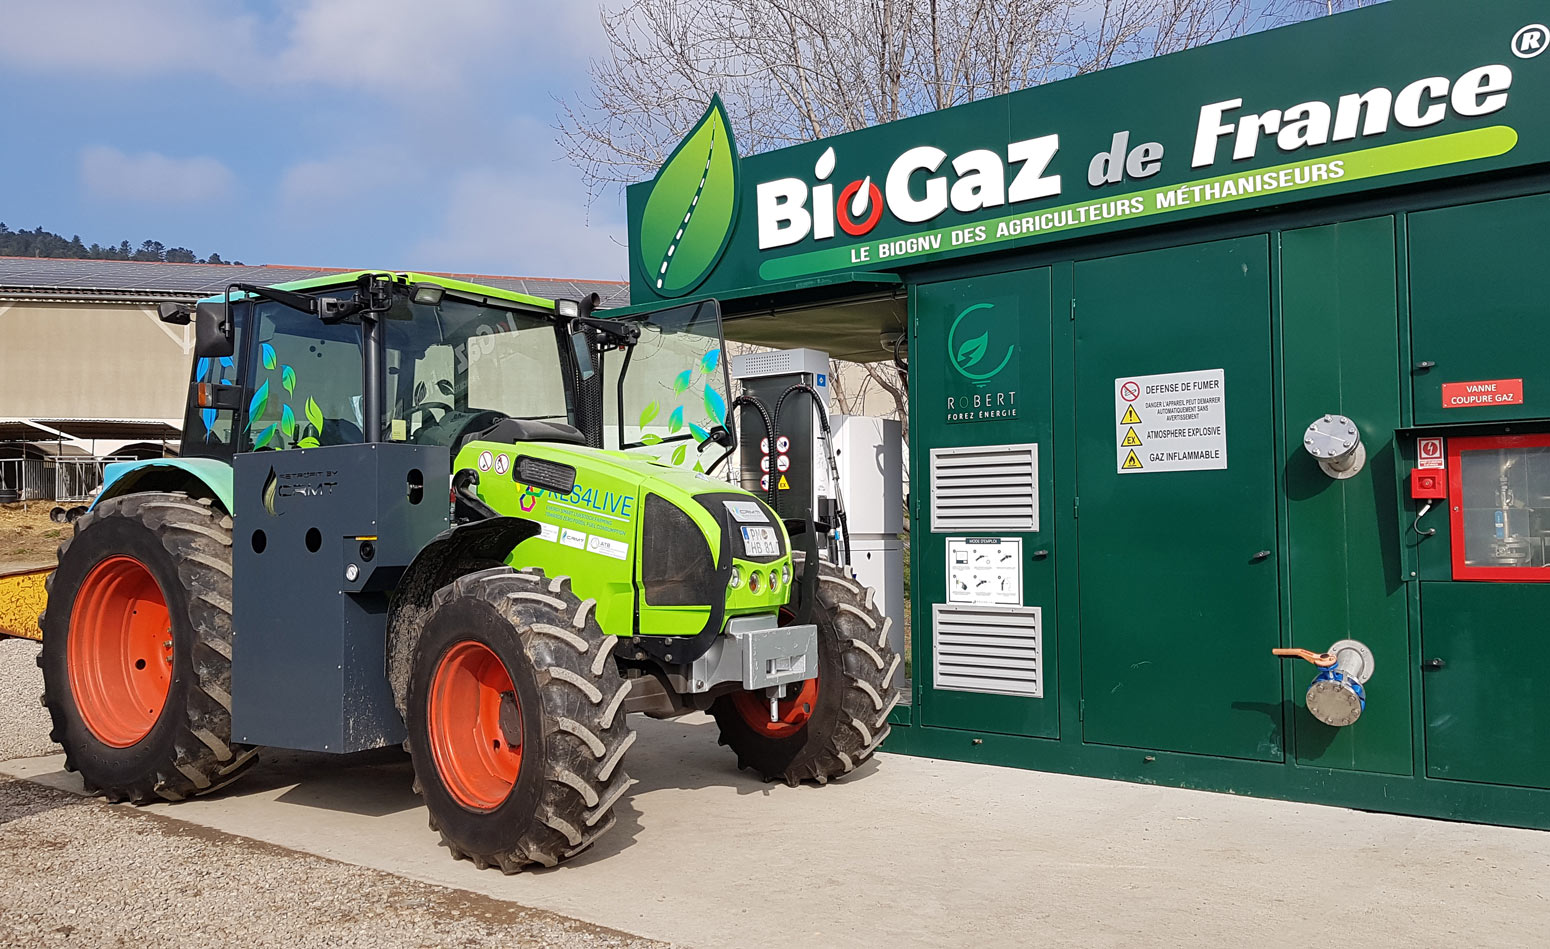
[[624, 0, 1550, 827]]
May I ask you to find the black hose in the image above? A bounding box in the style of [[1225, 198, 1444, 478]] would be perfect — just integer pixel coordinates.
[[773, 383, 850, 569], [720, 394, 773, 492]]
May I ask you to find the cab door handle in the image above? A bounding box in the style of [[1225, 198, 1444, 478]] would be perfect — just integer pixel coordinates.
[[1423, 658, 1446, 670], [1251, 549, 1272, 562]]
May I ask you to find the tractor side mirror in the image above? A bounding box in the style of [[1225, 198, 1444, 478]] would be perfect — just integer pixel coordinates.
[[570, 330, 595, 382], [194, 300, 234, 358], [158, 301, 191, 325]]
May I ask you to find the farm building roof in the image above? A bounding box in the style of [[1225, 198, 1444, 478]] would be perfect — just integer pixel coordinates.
[[0, 257, 628, 307]]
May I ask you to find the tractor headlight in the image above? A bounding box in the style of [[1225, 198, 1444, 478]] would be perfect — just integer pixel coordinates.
[[781, 564, 791, 585], [728, 566, 742, 589], [768, 568, 780, 592], [748, 570, 761, 593]]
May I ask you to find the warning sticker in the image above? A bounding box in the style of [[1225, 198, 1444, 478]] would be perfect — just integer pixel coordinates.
[[1417, 436, 1445, 469], [1114, 368, 1227, 474], [946, 537, 1022, 606]]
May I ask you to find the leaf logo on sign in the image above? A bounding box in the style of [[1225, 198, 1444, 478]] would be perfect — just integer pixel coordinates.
[[637, 95, 741, 298]]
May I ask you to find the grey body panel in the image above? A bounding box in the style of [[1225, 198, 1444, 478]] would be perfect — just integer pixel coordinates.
[[231, 444, 450, 753]]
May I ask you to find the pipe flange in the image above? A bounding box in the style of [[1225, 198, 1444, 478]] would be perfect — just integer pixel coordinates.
[[1328, 638, 1375, 684]]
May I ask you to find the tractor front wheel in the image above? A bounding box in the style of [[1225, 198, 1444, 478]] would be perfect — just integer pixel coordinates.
[[406, 567, 634, 872], [711, 555, 903, 785]]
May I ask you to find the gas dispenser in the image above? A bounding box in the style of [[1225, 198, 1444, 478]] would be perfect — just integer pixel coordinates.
[[731, 348, 907, 661]]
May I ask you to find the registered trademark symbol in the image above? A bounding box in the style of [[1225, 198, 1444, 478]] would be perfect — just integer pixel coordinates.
[[1513, 24, 1548, 59]]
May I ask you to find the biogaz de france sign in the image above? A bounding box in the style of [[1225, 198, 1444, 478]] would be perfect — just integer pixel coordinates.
[[625, 1, 1550, 301]]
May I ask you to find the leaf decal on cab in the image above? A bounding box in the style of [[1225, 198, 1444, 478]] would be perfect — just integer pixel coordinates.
[[671, 444, 688, 466], [261, 342, 277, 370], [673, 369, 693, 394], [641, 433, 663, 446], [700, 348, 721, 374], [957, 331, 989, 369], [297, 436, 320, 449], [703, 385, 727, 426], [639, 401, 659, 428], [280, 403, 296, 440], [637, 95, 740, 297], [689, 422, 709, 443], [281, 365, 296, 396], [668, 405, 684, 434], [304, 396, 324, 435], [196, 357, 211, 381], [247, 380, 269, 431], [253, 423, 278, 449]]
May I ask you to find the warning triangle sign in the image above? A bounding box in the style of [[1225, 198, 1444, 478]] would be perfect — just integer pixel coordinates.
[[1122, 450, 1144, 470], [1121, 427, 1142, 447], [1120, 405, 1141, 425], [777, 475, 791, 490]]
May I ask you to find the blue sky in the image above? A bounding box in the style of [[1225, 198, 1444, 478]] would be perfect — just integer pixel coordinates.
[[0, 0, 628, 280]]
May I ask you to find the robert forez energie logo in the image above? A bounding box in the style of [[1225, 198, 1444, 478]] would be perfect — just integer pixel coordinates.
[[946, 302, 1018, 423]]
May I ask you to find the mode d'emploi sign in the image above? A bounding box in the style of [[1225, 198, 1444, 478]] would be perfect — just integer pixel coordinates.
[[625, 2, 1550, 302]]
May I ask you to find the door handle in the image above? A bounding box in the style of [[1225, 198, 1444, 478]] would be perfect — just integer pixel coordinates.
[[1423, 658, 1446, 670], [1251, 549, 1272, 562], [1031, 548, 1049, 560]]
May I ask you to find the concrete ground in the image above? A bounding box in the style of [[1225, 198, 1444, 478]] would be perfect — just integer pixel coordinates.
[[4, 694, 1549, 948]]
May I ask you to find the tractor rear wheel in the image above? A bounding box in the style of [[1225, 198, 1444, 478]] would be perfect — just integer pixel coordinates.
[[39, 492, 255, 802], [711, 554, 903, 785], [406, 567, 634, 872]]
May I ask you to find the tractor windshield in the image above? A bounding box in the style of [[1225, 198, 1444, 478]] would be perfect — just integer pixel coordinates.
[[236, 286, 570, 451], [601, 300, 732, 471]]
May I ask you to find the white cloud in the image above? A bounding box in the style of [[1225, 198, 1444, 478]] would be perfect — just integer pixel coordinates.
[[0, 0, 608, 98], [277, 147, 420, 207], [0, 0, 260, 80], [80, 146, 236, 203], [409, 164, 627, 281]]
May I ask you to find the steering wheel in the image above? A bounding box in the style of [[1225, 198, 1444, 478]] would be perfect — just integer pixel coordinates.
[[405, 400, 454, 427]]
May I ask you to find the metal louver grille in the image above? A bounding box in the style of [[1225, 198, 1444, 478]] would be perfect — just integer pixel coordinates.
[[929, 443, 1038, 532], [932, 604, 1042, 697]]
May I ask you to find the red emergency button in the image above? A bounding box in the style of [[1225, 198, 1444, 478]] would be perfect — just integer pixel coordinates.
[[1410, 468, 1446, 500]]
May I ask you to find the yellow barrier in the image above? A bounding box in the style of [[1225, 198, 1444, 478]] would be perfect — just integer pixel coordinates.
[[0, 568, 49, 641]]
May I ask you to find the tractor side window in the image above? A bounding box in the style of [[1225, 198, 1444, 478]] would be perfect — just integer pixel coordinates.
[[242, 301, 365, 451], [601, 301, 730, 470]]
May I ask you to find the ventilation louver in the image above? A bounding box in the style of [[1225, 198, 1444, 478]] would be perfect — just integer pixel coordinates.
[[929, 443, 1038, 532], [932, 604, 1042, 697]]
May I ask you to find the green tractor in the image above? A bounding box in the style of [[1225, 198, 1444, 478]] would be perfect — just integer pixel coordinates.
[[37, 271, 901, 871]]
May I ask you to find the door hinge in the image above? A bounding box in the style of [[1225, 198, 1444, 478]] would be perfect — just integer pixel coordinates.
[[1079, 698, 1085, 721], [1069, 299, 1077, 321], [1073, 496, 1080, 518]]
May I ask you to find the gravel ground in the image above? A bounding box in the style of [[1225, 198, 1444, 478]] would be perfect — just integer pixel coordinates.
[[0, 642, 666, 949], [0, 780, 665, 949], [0, 638, 56, 762]]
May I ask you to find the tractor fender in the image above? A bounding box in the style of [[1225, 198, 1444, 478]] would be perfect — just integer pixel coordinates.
[[384, 516, 541, 716], [94, 459, 234, 513]]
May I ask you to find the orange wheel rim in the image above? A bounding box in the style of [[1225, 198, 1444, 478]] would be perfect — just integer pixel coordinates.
[[733, 676, 818, 738], [67, 556, 174, 747], [428, 640, 523, 811]]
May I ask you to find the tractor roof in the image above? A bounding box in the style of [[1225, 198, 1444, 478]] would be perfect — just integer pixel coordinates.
[[199, 270, 561, 312]]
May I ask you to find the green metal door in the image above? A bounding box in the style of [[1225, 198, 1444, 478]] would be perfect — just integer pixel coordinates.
[[1074, 236, 1284, 761], [1410, 193, 1550, 426], [1421, 582, 1550, 789], [914, 269, 1058, 739]]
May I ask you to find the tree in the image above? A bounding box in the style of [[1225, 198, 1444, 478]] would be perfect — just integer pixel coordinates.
[[557, 0, 1335, 426], [164, 247, 198, 263]]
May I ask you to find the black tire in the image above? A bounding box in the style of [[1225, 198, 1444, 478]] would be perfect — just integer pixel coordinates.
[[711, 554, 903, 785], [406, 566, 634, 872], [39, 492, 256, 802]]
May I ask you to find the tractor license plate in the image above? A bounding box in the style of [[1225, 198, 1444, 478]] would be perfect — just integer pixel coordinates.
[[740, 526, 779, 557]]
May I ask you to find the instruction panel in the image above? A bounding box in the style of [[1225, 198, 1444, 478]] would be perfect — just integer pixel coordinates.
[[946, 537, 1022, 606], [1115, 368, 1227, 473]]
